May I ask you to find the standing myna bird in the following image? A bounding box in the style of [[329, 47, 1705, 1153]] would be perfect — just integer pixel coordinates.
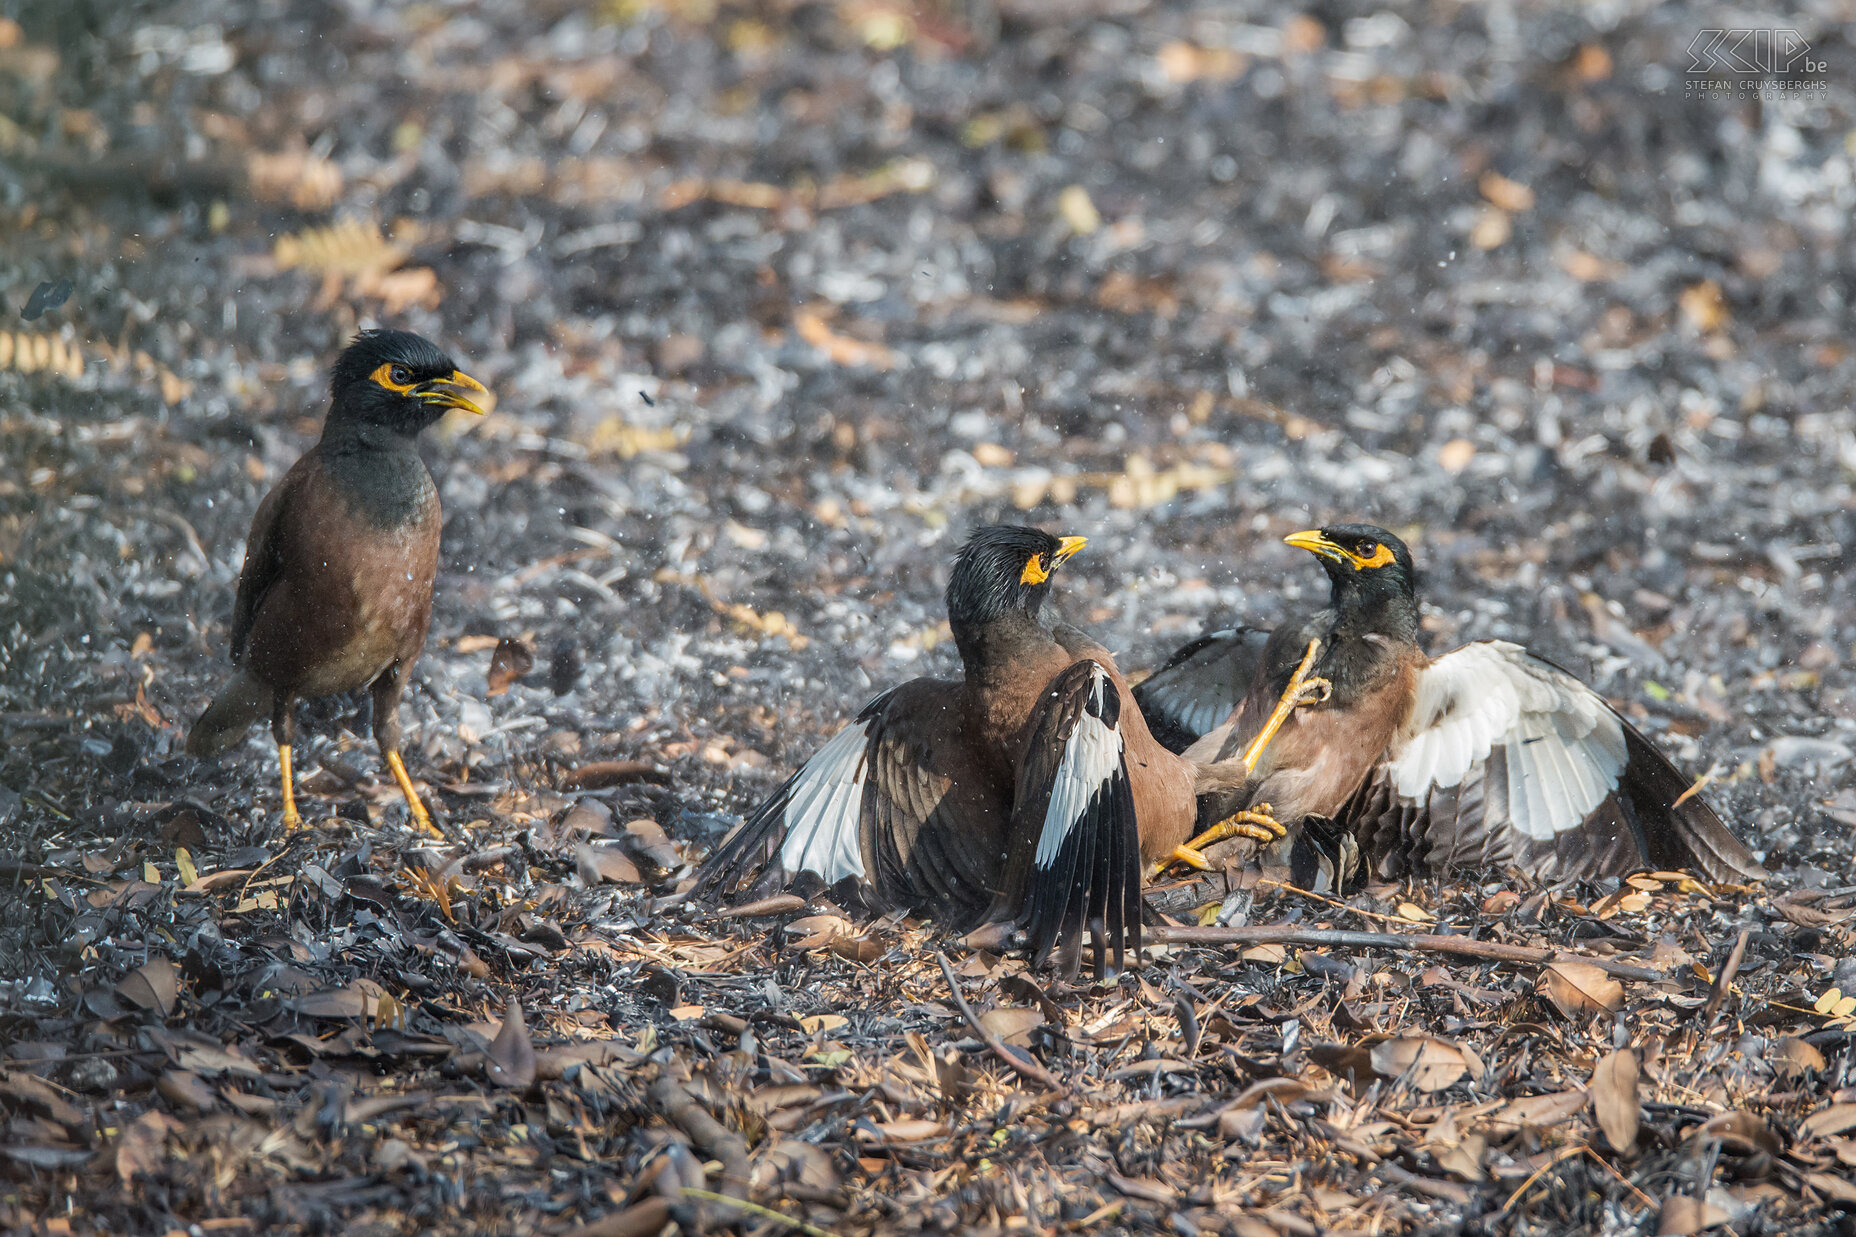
[[187, 329, 489, 835], [692, 525, 1212, 976], [1139, 524, 1764, 887]]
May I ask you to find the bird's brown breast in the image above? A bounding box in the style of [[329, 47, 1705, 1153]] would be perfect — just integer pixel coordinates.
[[240, 454, 440, 698]]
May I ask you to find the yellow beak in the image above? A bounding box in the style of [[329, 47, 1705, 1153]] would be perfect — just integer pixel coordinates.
[[1054, 535, 1087, 564], [418, 369, 492, 416], [1283, 529, 1343, 561]]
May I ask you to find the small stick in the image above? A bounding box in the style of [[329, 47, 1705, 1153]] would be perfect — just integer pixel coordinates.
[[681, 1189, 845, 1237], [935, 951, 1067, 1093], [1153, 924, 1662, 982], [1702, 927, 1750, 1026]]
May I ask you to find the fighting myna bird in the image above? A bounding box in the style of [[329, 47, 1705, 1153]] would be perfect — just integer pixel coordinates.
[[187, 329, 489, 835], [692, 525, 1204, 976], [1141, 524, 1764, 887]]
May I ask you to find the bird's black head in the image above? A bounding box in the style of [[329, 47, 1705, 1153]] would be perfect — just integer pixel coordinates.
[[325, 329, 489, 439], [1284, 523, 1418, 621], [945, 524, 1087, 635]]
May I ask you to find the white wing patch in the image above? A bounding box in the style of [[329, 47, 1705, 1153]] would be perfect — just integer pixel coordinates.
[[777, 718, 874, 883], [1388, 641, 1627, 840], [1035, 667, 1126, 868]]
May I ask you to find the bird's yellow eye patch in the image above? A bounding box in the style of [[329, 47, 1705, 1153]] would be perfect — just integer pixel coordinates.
[[1349, 542, 1396, 570], [1021, 553, 1052, 585], [371, 362, 417, 393], [1021, 535, 1086, 584]]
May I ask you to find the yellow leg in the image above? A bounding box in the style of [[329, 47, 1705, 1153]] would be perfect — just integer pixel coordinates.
[[386, 750, 442, 838], [278, 744, 303, 831], [1239, 637, 1332, 775]]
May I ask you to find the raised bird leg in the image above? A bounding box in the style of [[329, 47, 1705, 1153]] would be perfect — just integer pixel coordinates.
[[1155, 639, 1330, 876], [270, 695, 303, 831], [1238, 637, 1330, 776], [373, 662, 442, 838]]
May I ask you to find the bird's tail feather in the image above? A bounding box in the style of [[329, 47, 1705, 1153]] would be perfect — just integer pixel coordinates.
[[186, 671, 273, 757]]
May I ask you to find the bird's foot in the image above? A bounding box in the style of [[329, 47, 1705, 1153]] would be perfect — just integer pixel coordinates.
[[281, 805, 305, 832], [1155, 808, 1286, 876]]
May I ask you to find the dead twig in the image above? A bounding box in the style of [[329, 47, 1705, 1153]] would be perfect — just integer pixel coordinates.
[[935, 951, 1067, 1093], [1153, 924, 1662, 982], [1702, 927, 1751, 1026]]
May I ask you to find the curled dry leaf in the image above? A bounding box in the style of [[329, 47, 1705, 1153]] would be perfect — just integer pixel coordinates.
[[486, 636, 535, 696], [1485, 1090, 1589, 1135], [1539, 959, 1623, 1016], [1591, 1048, 1640, 1153], [487, 999, 538, 1090], [1368, 1036, 1469, 1092], [978, 1006, 1044, 1048], [117, 956, 177, 1017], [1772, 1036, 1827, 1078]]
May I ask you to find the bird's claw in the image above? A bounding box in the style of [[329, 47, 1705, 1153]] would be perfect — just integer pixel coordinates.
[[1292, 676, 1333, 707], [1156, 809, 1288, 875]]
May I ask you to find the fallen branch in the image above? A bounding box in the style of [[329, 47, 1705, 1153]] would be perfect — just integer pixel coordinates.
[[935, 951, 1067, 1093], [1153, 924, 1662, 982]]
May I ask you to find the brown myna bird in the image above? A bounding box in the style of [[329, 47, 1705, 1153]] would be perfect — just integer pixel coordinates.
[[187, 329, 489, 835], [1139, 524, 1764, 887], [692, 524, 1206, 975]]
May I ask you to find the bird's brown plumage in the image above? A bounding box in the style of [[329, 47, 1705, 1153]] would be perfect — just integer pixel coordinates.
[[1146, 524, 1763, 887], [693, 525, 1194, 975], [188, 329, 486, 835]]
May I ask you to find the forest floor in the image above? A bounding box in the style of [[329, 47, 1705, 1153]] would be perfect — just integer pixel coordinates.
[[2, 0, 1855, 1233]]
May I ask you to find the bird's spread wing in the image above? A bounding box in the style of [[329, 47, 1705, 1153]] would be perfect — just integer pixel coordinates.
[[1133, 626, 1269, 753], [997, 659, 1142, 977], [1345, 640, 1762, 882], [228, 465, 301, 665], [691, 680, 998, 923]]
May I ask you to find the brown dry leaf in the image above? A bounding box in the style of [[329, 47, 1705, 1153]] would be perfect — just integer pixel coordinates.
[[1395, 901, 1435, 923], [1591, 1048, 1640, 1152], [1574, 43, 1613, 82], [1539, 960, 1623, 1016], [1772, 1036, 1827, 1078], [486, 636, 535, 696], [117, 957, 178, 1017], [785, 914, 854, 950], [1691, 1111, 1780, 1156], [575, 842, 642, 885], [1438, 438, 1476, 474], [864, 1118, 946, 1142], [1485, 1090, 1589, 1134], [800, 1014, 848, 1035], [1368, 1037, 1468, 1092], [114, 1111, 174, 1184], [1658, 1195, 1732, 1235], [978, 1007, 1044, 1048], [1801, 1103, 1856, 1140], [1154, 40, 1246, 84], [246, 147, 343, 210], [487, 999, 538, 1089], [1478, 171, 1535, 213], [1679, 279, 1729, 333], [1469, 207, 1511, 250], [1559, 249, 1618, 281], [794, 307, 895, 369]]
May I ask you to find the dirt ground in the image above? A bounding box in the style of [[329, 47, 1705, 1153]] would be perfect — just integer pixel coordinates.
[[1, 0, 1854, 1233]]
